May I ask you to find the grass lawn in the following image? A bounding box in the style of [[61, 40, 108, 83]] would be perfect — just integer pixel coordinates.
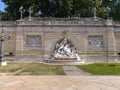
[[0, 62, 30, 72], [0, 62, 65, 75], [77, 63, 120, 75]]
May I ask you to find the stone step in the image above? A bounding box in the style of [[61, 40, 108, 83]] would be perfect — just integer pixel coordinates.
[[51, 60, 79, 62], [44, 60, 85, 65]]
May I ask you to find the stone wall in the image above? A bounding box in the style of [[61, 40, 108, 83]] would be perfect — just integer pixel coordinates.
[[0, 18, 120, 62]]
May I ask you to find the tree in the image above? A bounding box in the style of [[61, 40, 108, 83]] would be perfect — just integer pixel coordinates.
[[2, 0, 25, 20], [40, 0, 54, 17], [1, 0, 120, 21], [54, 0, 73, 17], [1, 0, 41, 20], [40, 0, 73, 17], [1, 0, 73, 20], [0, 11, 10, 21], [71, 0, 93, 17], [112, 1, 120, 20], [93, 0, 106, 19], [101, 0, 118, 19]]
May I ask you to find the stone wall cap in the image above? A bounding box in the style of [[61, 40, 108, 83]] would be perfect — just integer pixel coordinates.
[[0, 17, 120, 27]]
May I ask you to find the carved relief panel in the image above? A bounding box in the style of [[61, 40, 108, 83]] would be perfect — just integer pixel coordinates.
[[26, 36, 41, 47], [88, 36, 104, 47]]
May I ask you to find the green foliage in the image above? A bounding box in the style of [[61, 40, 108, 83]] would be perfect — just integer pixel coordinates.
[[77, 63, 120, 75], [40, 0, 73, 17], [54, 0, 73, 17], [0, 0, 120, 20], [112, 2, 120, 21], [72, 0, 93, 17]]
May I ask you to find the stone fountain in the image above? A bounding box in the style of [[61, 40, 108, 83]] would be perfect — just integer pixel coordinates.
[[50, 38, 84, 63]]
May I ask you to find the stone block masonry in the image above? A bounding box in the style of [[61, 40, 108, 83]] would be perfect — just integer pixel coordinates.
[[0, 18, 120, 62]]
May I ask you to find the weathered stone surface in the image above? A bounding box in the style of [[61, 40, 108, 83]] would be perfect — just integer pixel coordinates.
[[0, 18, 120, 62]]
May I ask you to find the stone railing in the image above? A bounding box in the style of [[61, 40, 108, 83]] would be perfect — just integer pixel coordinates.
[[16, 17, 104, 26], [0, 21, 16, 26], [0, 17, 120, 26]]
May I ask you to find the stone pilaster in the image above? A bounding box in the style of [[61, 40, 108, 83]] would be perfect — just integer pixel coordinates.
[[15, 27, 24, 56]]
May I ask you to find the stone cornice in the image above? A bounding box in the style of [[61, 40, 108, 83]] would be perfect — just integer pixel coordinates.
[[0, 17, 120, 27]]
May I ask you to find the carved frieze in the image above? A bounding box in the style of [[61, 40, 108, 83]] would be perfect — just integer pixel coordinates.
[[26, 36, 41, 47], [88, 36, 104, 47]]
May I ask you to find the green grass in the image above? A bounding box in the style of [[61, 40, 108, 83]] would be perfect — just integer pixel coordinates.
[[17, 63, 65, 75], [0, 62, 65, 75], [0, 62, 30, 73], [77, 63, 120, 75]]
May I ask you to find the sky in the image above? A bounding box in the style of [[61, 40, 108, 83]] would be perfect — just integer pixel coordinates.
[[0, 0, 5, 11]]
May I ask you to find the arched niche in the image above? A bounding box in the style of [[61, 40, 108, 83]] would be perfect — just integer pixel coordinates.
[[50, 38, 81, 61]]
